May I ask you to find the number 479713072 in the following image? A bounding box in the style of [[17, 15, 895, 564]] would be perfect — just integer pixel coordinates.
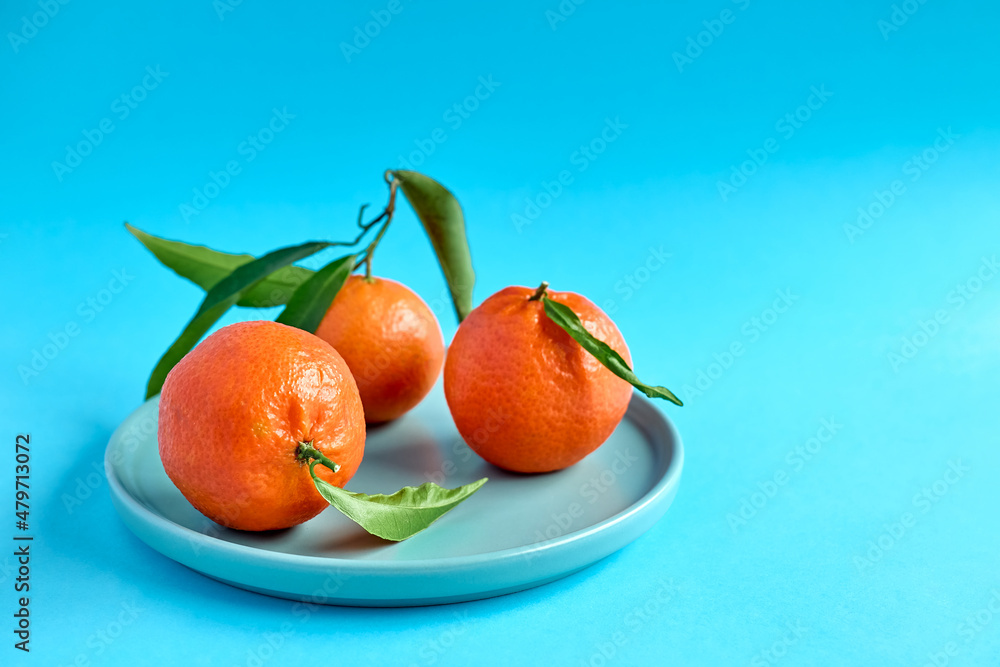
[[15, 434, 29, 531]]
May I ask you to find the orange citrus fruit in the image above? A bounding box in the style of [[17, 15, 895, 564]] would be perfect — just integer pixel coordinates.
[[444, 285, 633, 473], [158, 320, 365, 531], [315, 275, 444, 423]]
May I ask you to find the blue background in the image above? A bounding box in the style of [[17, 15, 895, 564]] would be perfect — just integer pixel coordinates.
[[2, 0, 999, 664]]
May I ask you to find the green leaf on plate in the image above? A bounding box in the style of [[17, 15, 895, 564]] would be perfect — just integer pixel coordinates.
[[308, 465, 487, 541], [275, 254, 356, 333], [145, 241, 335, 399], [125, 223, 315, 308], [391, 170, 475, 322], [541, 296, 683, 406]]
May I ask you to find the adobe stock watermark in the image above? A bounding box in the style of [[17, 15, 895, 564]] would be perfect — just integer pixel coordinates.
[[727, 418, 843, 533], [545, 0, 586, 31], [525, 447, 639, 562], [426, 436, 486, 486], [61, 409, 154, 515], [7, 0, 71, 54], [717, 85, 833, 202], [51, 66, 169, 182], [0, 557, 14, 586], [178, 107, 295, 223], [407, 612, 472, 667], [235, 569, 350, 666], [578, 579, 678, 666], [56, 600, 144, 667], [601, 246, 672, 316], [394, 75, 502, 170], [887, 255, 998, 372], [340, 0, 410, 63], [843, 127, 959, 243], [680, 288, 799, 403], [213, 0, 244, 21], [238, 622, 296, 667], [18, 269, 135, 385], [749, 621, 809, 667], [288, 568, 350, 619], [878, 0, 931, 40], [672, 0, 752, 73], [511, 117, 628, 233], [853, 459, 969, 573], [921, 587, 1000, 667]]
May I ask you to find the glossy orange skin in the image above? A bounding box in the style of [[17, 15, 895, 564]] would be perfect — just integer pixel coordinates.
[[315, 275, 444, 423], [444, 286, 633, 473], [158, 320, 365, 531]]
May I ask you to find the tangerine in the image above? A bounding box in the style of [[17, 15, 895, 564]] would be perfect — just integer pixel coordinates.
[[158, 320, 365, 531], [315, 275, 444, 423], [444, 285, 633, 473]]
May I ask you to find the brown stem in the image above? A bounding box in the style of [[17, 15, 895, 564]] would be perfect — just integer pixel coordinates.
[[528, 281, 549, 301], [362, 174, 399, 280]]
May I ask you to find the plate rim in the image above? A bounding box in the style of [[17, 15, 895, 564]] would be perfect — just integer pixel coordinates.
[[106, 393, 683, 576]]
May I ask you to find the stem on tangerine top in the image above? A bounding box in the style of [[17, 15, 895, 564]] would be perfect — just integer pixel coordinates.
[[296, 442, 341, 473], [528, 281, 549, 301], [360, 172, 400, 280]]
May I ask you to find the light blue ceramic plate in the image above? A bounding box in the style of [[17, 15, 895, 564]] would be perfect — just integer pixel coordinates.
[[106, 384, 683, 607]]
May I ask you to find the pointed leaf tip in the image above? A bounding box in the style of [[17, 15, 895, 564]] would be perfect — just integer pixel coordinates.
[[309, 469, 487, 541], [541, 296, 683, 406], [392, 170, 475, 323]]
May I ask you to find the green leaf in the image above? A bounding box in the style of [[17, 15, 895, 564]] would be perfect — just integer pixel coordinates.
[[145, 241, 335, 399], [275, 254, 356, 333], [144, 297, 240, 400], [391, 171, 475, 322], [541, 296, 683, 406], [125, 223, 315, 308], [309, 465, 487, 541]]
